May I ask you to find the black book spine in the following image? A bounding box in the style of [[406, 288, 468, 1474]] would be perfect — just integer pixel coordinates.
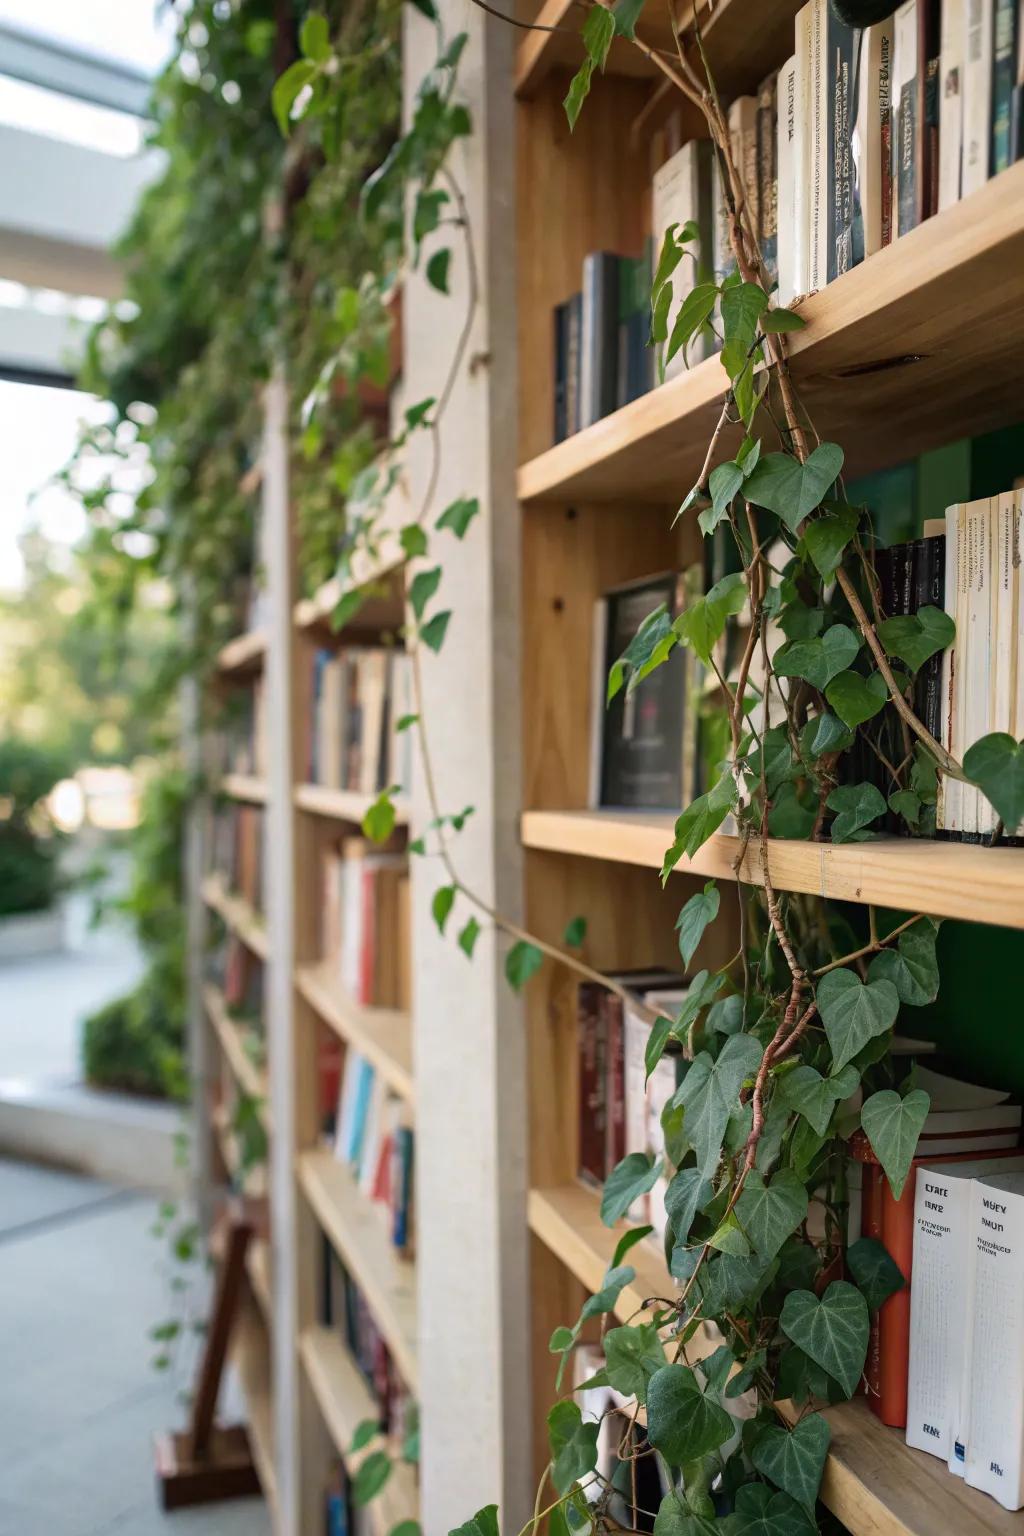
[[993, 0, 1018, 174], [566, 292, 582, 436], [916, 534, 945, 742], [553, 301, 569, 444], [827, 15, 858, 281]]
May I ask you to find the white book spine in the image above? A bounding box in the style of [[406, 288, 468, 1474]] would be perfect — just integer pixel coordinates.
[[993, 493, 1016, 824], [964, 1182, 1024, 1508], [962, 0, 994, 196], [1014, 490, 1024, 833], [853, 22, 893, 260], [938, 504, 961, 834], [964, 499, 993, 835], [777, 54, 798, 304], [795, 8, 813, 297], [907, 1168, 975, 1461], [623, 1003, 651, 1222], [938, 0, 965, 209], [809, 0, 828, 291]]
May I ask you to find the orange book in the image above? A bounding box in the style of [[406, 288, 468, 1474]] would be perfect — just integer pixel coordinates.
[[861, 1162, 883, 1411]]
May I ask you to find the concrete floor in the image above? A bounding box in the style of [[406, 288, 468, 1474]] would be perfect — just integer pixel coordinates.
[[0, 1157, 271, 1536]]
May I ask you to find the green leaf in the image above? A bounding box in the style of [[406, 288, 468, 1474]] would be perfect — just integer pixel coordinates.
[[761, 307, 807, 334], [824, 669, 888, 728], [604, 1322, 666, 1403], [750, 1413, 831, 1513], [861, 1088, 931, 1200], [612, 0, 646, 38], [867, 918, 940, 1005], [817, 968, 900, 1072], [547, 1400, 599, 1495], [674, 571, 747, 665], [653, 1492, 717, 1535], [721, 281, 768, 349], [420, 610, 451, 652], [803, 506, 860, 578], [352, 1450, 392, 1506], [350, 1418, 379, 1452], [582, 1, 615, 65], [666, 283, 718, 369], [734, 1169, 809, 1259], [664, 1167, 712, 1246], [963, 733, 1024, 829], [665, 774, 735, 874], [448, 1507, 499, 1536], [331, 586, 366, 633], [809, 712, 854, 757], [709, 1210, 751, 1254], [362, 788, 398, 844], [426, 248, 451, 294], [726, 1483, 817, 1535], [272, 59, 316, 136], [432, 883, 456, 934], [391, 1524, 421, 1536], [505, 940, 543, 992], [877, 605, 955, 673], [580, 1263, 635, 1324], [676, 881, 719, 967], [400, 523, 428, 558], [436, 496, 480, 539], [650, 278, 674, 346], [780, 1280, 870, 1398], [601, 1152, 661, 1226], [699, 461, 744, 537], [743, 443, 845, 534], [675, 1032, 763, 1180], [612, 1224, 654, 1267], [749, 726, 798, 795], [549, 1326, 574, 1354], [300, 12, 330, 61], [889, 788, 922, 826], [405, 398, 435, 431], [646, 1364, 735, 1467], [396, 713, 418, 733], [607, 603, 674, 702], [776, 1063, 859, 1137], [563, 914, 587, 948], [409, 565, 441, 620], [413, 188, 449, 244], [826, 780, 887, 843], [773, 623, 860, 692], [651, 224, 684, 306], [847, 1235, 906, 1311], [457, 916, 481, 958], [767, 783, 816, 840]]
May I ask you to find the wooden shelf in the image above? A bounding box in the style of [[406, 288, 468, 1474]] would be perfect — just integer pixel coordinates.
[[201, 873, 269, 961], [212, 1103, 269, 1200], [300, 1326, 420, 1536], [514, 0, 679, 97], [221, 773, 268, 805], [204, 984, 269, 1123], [298, 1149, 418, 1393], [517, 163, 1024, 505], [230, 1303, 277, 1519], [296, 963, 414, 1104], [294, 783, 410, 826], [520, 808, 1024, 929], [216, 629, 267, 675]]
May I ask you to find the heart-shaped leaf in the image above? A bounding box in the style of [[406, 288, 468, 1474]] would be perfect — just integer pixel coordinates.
[[646, 1363, 735, 1466], [780, 1280, 869, 1397], [749, 1413, 831, 1512], [744, 443, 845, 534], [674, 1032, 763, 1179], [826, 780, 887, 843], [664, 1166, 713, 1245], [665, 282, 719, 370], [652, 1492, 717, 1535], [749, 726, 799, 795], [662, 774, 736, 879], [963, 733, 1024, 830], [808, 712, 854, 757], [674, 571, 747, 665], [735, 1169, 809, 1259], [607, 603, 674, 702], [846, 1235, 906, 1311], [774, 624, 860, 692], [768, 783, 816, 840], [727, 1483, 818, 1535], [877, 604, 955, 673], [824, 669, 889, 728], [817, 968, 900, 1072], [676, 880, 720, 967], [547, 1399, 599, 1494], [861, 1088, 931, 1199], [777, 1063, 860, 1137], [803, 506, 860, 578], [601, 1152, 661, 1226], [722, 281, 769, 349], [603, 1321, 665, 1403], [867, 918, 940, 1005]]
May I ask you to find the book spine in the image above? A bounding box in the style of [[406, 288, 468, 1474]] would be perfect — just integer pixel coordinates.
[[578, 983, 607, 1186], [1014, 490, 1024, 836], [795, 7, 813, 295], [921, 0, 942, 217], [553, 301, 568, 443], [778, 55, 798, 303], [963, 0, 995, 194], [937, 506, 960, 834], [993, 0, 1018, 171], [963, 498, 993, 838], [854, 23, 892, 260], [894, 1, 921, 236], [906, 1169, 973, 1460], [963, 1184, 1024, 1508], [919, 534, 947, 742], [827, 11, 859, 280], [863, 1161, 884, 1412], [878, 1152, 918, 1428], [757, 72, 779, 288], [939, 0, 966, 208], [605, 993, 626, 1174], [810, 0, 828, 290], [994, 493, 1016, 834], [566, 292, 582, 435]]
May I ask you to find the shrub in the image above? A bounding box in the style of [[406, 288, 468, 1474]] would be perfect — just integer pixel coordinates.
[[0, 738, 67, 917]]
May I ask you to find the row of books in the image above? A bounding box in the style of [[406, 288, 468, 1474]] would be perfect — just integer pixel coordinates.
[[321, 1241, 416, 1433], [331, 1047, 415, 1256], [553, 253, 654, 439], [320, 838, 411, 1011], [221, 677, 267, 779], [211, 934, 265, 1043], [209, 803, 264, 915], [308, 646, 412, 798]]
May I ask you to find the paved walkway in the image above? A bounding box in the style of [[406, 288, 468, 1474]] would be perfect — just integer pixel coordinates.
[[0, 1158, 271, 1536]]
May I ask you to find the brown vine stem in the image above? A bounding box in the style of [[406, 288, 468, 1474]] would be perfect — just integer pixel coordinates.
[[811, 913, 924, 978]]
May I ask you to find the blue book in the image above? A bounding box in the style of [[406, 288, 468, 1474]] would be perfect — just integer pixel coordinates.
[[345, 1057, 374, 1167]]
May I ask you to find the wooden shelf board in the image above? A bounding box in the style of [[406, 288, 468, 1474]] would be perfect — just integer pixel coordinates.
[[230, 1303, 277, 1519], [212, 1104, 269, 1200], [294, 783, 410, 826], [514, 0, 679, 97], [298, 1149, 418, 1394], [531, 1183, 1019, 1536], [221, 773, 268, 805], [247, 1239, 273, 1325], [201, 873, 269, 961], [216, 629, 267, 675], [204, 984, 270, 1124], [296, 963, 414, 1105], [517, 163, 1024, 504], [520, 808, 1024, 929], [300, 1326, 420, 1536]]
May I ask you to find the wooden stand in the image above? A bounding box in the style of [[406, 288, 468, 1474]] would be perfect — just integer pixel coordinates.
[[154, 1205, 262, 1510]]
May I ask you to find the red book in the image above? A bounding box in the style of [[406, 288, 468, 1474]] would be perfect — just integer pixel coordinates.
[[577, 983, 607, 1187], [605, 993, 625, 1173], [861, 1162, 883, 1411]]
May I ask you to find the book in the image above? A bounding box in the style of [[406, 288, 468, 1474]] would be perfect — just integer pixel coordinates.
[[920, 0, 942, 218], [962, 1170, 1024, 1506], [914, 532, 946, 742], [651, 140, 714, 376], [796, 3, 816, 295], [777, 54, 800, 303], [854, 20, 895, 260], [580, 252, 621, 429], [964, 498, 994, 839], [1011, 0, 1024, 161], [938, 0, 966, 208], [893, 1, 922, 236], [728, 95, 761, 245], [756, 73, 779, 287], [963, 0, 995, 195], [992, 0, 1020, 172], [824, 4, 859, 279], [807, 0, 829, 290], [616, 247, 654, 407], [553, 299, 570, 443]]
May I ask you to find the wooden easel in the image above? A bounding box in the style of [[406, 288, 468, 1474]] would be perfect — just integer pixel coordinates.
[[153, 1200, 263, 1510]]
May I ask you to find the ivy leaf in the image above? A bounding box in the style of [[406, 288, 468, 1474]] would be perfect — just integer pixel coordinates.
[[436, 496, 480, 538], [601, 1152, 662, 1226], [780, 1280, 870, 1398], [963, 733, 1024, 829], [743, 443, 845, 534], [761, 307, 807, 334], [749, 726, 798, 795], [666, 283, 719, 370], [774, 623, 860, 692], [610, 1224, 653, 1268], [824, 669, 888, 728], [352, 1450, 391, 1506], [709, 1210, 751, 1255], [612, 0, 646, 37], [432, 884, 455, 934], [777, 1063, 859, 1137], [420, 609, 451, 652], [767, 783, 816, 840], [646, 1364, 735, 1467], [734, 1169, 809, 1259], [809, 712, 854, 756], [458, 915, 481, 958], [563, 914, 587, 948], [563, 5, 615, 129], [607, 603, 675, 702], [662, 772, 736, 879], [409, 565, 441, 620], [699, 460, 744, 536], [889, 788, 922, 826], [362, 788, 398, 844], [817, 968, 900, 1072], [674, 571, 747, 665], [846, 1235, 906, 1311], [877, 605, 955, 674], [675, 1032, 763, 1180], [580, 1264, 635, 1324], [803, 506, 860, 578], [426, 248, 451, 293], [721, 281, 768, 353], [826, 781, 887, 843], [449, 1508, 499, 1536], [300, 12, 331, 61], [653, 1492, 717, 1535], [396, 712, 419, 732], [505, 940, 543, 991], [728, 1481, 818, 1536], [547, 1400, 599, 1495], [331, 586, 365, 633], [400, 523, 428, 558], [272, 58, 316, 136], [413, 187, 448, 244], [861, 1088, 931, 1200], [604, 1322, 666, 1403], [749, 1415, 831, 1514], [664, 1167, 712, 1246], [676, 881, 719, 967], [867, 918, 940, 1005]]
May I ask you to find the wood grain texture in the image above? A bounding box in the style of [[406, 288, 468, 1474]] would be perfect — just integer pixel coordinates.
[[204, 983, 270, 1123], [200, 873, 270, 961], [514, 0, 680, 96], [221, 773, 268, 805], [519, 161, 1024, 500], [295, 963, 414, 1104], [293, 783, 410, 826], [520, 808, 1024, 928]]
